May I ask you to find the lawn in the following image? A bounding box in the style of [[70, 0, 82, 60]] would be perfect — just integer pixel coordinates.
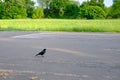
[[0, 19, 120, 32]]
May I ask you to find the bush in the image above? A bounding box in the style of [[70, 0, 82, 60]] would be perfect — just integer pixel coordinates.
[[32, 7, 44, 19], [79, 6, 106, 19]]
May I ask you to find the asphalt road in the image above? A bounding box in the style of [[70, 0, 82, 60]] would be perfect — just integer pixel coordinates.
[[0, 32, 120, 80]]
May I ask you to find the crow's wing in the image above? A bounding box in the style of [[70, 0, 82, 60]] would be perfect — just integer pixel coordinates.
[[35, 49, 46, 56]]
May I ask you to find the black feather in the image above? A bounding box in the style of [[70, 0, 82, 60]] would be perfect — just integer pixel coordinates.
[[35, 49, 46, 57]]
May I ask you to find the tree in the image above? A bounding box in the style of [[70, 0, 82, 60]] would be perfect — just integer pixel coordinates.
[[25, 0, 35, 18], [0, 0, 1, 1], [37, 0, 80, 18], [37, 0, 52, 18], [37, 0, 51, 9], [79, 1, 90, 19], [87, 6, 106, 19], [0, 1, 5, 19], [49, 0, 70, 18], [89, 0, 97, 6], [79, 6, 106, 19], [89, 0, 105, 9], [0, 0, 27, 19], [79, 0, 107, 19], [32, 7, 44, 19], [108, 0, 120, 18], [0, 0, 35, 19], [113, 0, 120, 3], [13, 0, 27, 18], [64, 3, 79, 18]]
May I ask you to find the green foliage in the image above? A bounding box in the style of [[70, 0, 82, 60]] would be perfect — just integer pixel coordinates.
[[79, 1, 88, 19], [87, 6, 106, 19], [89, 0, 105, 8], [0, 0, 35, 19], [113, 0, 120, 3], [50, 0, 69, 10], [0, 0, 27, 19], [49, 0, 70, 18], [79, 6, 106, 19], [25, 0, 35, 18], [108, 0, 120, 18], [32, 7, 44, 19], [79, 0, 107, 19], [0, 0, 119, 19], [64, 3, 79, 19], [44, 9, 51, 18]]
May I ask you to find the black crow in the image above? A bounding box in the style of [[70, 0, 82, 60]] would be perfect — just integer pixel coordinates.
[[35, 49, 46, 57]]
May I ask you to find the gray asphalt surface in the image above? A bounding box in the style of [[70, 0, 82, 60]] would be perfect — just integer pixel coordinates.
[[0, 32, 120, 80]]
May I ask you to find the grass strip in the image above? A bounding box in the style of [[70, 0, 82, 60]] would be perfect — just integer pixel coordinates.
[[0, 19, 120, 32]]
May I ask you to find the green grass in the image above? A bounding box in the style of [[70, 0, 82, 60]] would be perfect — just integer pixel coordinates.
[[0, 19, 120, 32]]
